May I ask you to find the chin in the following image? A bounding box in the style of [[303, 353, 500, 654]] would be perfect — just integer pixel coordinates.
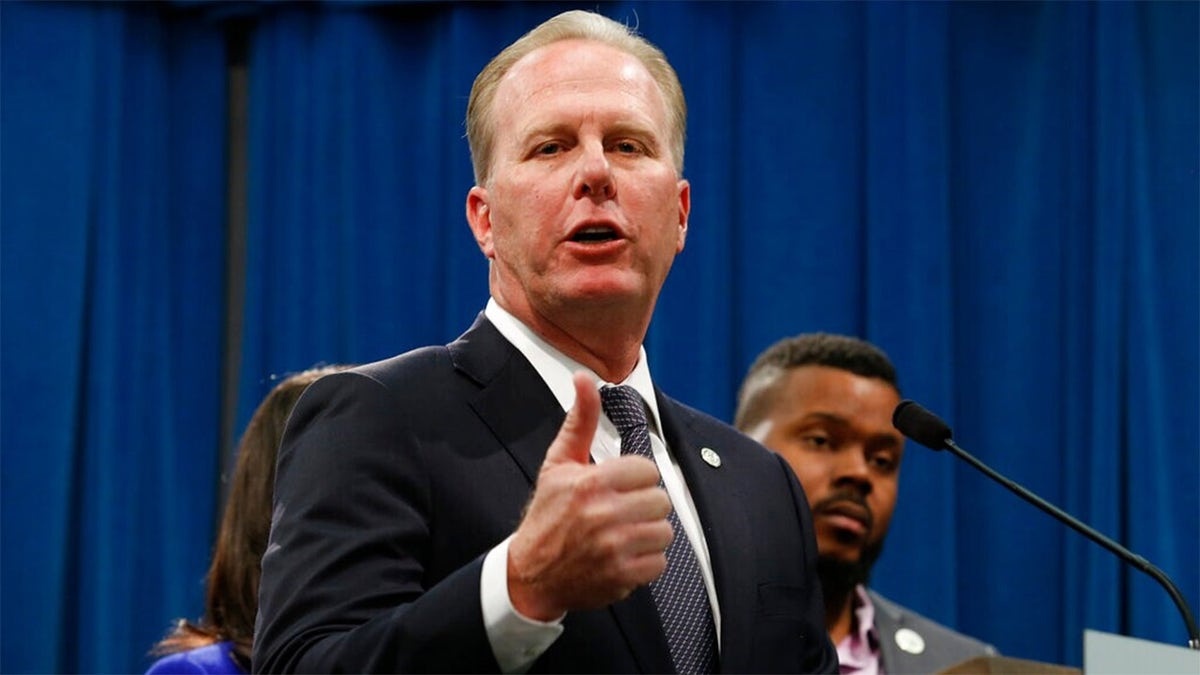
[[818, 548, 864, 566], [558, 278, 646, 305]]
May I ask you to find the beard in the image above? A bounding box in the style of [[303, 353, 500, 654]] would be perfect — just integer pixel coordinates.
[[817, 538, 885, 616]]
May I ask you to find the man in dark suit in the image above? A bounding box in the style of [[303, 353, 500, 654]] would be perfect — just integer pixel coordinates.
[[252, 10, 836, 674], [735, 333, 997, 674]]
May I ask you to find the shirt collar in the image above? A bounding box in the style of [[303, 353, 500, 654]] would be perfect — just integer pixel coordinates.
[[484, 298, 663, 433], [853, 584, 880, 649], [836, 585, 882, 673]]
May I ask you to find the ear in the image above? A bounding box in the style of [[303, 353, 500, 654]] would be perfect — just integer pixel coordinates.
[[466, 186, 495, 259], [675, 179, 690, 253]]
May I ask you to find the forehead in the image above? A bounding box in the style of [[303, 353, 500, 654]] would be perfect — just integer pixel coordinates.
[[494, 39, 667, 127], [775, 365, 901, 421]]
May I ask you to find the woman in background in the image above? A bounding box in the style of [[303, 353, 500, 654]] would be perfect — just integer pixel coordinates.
[[146, 365, 348, 674]]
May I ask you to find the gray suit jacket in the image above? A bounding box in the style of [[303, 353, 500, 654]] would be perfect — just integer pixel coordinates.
[[869, 589, 997, 674]]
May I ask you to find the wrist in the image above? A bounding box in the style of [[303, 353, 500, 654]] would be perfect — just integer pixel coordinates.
[[507, 538, 563, 621]]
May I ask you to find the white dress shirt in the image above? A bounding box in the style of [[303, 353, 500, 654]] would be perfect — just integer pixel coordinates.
[[479, 299, 721, 673]]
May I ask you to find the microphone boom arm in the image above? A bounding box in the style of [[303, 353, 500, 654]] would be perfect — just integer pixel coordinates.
[[944, 438, 1200, 650]]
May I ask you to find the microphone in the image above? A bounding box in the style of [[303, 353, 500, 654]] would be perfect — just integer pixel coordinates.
[[892, 399, 1200, 650]]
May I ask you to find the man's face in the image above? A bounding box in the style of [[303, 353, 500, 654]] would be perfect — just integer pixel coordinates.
[[466, 39, 689, 321], [748, 365, 904, 569]]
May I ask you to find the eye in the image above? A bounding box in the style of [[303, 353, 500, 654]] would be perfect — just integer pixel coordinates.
[[801, 434, 830, 450], [536, 142, 563, 156], [869, 454, 898, 472], [611, 139, 646, 155]]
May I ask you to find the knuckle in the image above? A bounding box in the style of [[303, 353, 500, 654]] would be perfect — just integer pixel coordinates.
[[654, 521, 674, 547], [593, 528, 624, 561], [652, 491, 671, 517], [569, 469, 602, 500]]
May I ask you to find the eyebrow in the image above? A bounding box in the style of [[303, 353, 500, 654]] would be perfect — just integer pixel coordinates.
[[799, 412, 904, 447], [519, 120, 663, 148], [518, 121, 572, 144], [799, 412, 849, 426]]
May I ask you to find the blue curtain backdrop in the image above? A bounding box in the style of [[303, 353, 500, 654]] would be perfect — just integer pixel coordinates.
[[1, 1, 228, 672], [1, 1, 1196, 672]]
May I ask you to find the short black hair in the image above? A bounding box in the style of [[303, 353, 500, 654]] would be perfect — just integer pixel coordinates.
[[734, 333, 898, 430]]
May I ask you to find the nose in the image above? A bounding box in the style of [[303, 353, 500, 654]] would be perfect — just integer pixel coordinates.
[[831, 448, 873, 496], [573, 142, 614, 201]]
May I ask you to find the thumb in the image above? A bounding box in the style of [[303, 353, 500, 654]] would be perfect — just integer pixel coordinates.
[[544, 371, 600, 467]]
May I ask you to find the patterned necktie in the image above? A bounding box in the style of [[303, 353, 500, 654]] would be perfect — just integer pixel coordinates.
[[600, 385, 718, 674]]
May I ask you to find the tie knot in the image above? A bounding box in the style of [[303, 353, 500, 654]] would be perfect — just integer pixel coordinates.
[[600, 385, 649, 435]]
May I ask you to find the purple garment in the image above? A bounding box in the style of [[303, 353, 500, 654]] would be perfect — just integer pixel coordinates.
[[145, 641, 244, 675], [836, 585, 883, 675]]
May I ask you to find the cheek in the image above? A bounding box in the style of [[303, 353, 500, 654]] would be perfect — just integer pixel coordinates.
[[869, 487, 899, 530], [490, 191, 537, 241], [627, 173, 680, 215], [508, 185, 563, 234], [777, 449, 825, 497], [793, 469, 826, 501]]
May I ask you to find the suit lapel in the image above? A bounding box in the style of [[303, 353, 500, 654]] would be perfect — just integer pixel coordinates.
[[449, 314, 562, 483], [868, 589, 909, 673], [607, 587, 674, 673], [656, 391, 756, 673], [448, 315, 673, 672]]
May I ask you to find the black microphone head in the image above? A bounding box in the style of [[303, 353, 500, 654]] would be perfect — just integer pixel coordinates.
[[893, 400, 954, 451]]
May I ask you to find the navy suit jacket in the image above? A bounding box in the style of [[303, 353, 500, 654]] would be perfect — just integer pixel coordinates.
[[253, 315, 837, 673]]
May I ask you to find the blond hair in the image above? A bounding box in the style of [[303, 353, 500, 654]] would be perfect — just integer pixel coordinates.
[[465, 9, 687, 185]]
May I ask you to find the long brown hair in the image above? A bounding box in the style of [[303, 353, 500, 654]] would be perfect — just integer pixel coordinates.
[[152, 365, 348, 670]]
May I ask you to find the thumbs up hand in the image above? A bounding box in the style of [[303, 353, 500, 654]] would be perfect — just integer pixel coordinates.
[[507, 371, 673, 621]]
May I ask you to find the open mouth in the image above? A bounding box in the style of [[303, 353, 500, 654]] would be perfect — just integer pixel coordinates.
[[570, 225, 619, 243]]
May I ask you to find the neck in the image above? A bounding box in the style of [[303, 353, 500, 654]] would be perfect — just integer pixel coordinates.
[[816, 548, 881, 645], [825, 587, 856, 644], [492, 288, 653, 383], [531, 308, 646, 383]]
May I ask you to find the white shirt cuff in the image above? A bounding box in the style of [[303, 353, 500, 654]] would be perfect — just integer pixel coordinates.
[[481, 535, 565, 673]]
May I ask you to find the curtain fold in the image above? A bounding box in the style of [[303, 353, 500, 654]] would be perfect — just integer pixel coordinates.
[[236, 3, 490, 430], [1122, 0, 1200, 646], [858, 0, 961, 633], [1, 2, 227, 672], [2, 1, 1195, 671]]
